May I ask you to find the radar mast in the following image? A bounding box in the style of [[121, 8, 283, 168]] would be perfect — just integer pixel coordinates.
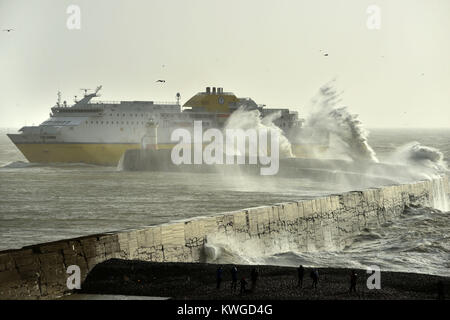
[[56, 91, 61, 107]]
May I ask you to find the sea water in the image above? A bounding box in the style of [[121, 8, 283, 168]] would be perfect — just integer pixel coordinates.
[[1, 127, 449, 276]]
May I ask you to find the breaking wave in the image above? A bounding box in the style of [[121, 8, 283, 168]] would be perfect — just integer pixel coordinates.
[[388, 142, 448, 173], [301, 80, 379, 163], [224, 107, 294, 158]]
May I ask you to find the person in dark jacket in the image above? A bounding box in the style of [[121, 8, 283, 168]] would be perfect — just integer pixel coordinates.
[[310, 269, 319, 289], [240, 277, 248, 295], [349, 270, 358, 293], [230, 265, 238, 292], [297, 265, 304, 288], [250, 267, 259, 292]]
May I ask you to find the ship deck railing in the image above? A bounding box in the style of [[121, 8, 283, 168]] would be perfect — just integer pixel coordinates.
[[89, 101, 179, 106], [151, 101, 179, 105], [55, 101, 180, 109]]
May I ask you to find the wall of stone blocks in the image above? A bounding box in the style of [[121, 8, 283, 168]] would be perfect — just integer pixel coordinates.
[[0, 176, 448, 299]]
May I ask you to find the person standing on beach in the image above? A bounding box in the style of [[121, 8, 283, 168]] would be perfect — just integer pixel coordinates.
[[297, 265, 304, 288], [231, 265, 238, 292], [216, 266, 223, 289], [251, 267, 259, 292], [310, 269, 319, 289], [240, 277, 248, 295], [349, 270, 358, 293]]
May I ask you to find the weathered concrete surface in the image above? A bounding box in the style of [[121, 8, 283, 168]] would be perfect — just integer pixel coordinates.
[[0, 176, 448, 299]]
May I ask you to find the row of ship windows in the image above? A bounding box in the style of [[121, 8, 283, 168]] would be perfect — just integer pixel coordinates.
[[110, 113, 148, 117], [107, 113, 181, 119], [85, 120, 148, 125], [81, 120, 210, 127]]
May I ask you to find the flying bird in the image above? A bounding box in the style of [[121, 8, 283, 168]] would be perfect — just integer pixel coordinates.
[[156, 80, 166, 83], [323, 53, 329, 56], [3, 29, 14, 32]]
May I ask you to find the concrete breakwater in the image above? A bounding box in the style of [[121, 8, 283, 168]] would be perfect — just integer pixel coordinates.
[[0, 176, 448, 299]]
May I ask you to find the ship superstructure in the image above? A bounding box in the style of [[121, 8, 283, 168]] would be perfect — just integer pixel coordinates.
[[7, 86, 324, 165]]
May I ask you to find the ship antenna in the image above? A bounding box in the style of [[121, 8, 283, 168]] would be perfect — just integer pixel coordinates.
[[95, 85, 102, 95], [80, 88, 92, 97]]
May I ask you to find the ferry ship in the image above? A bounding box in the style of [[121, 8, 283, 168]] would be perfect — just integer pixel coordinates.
[[7, 86, 328, 165]]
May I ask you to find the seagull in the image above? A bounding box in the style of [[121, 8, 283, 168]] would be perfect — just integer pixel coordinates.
[[3, 29, 14, 32], [156, 80, 166, 83], [319, 49, 328, 56]]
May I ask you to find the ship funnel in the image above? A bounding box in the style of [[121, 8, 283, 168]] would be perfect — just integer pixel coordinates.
[[206, 87, 211, 94], [212, 87, 216, 94]]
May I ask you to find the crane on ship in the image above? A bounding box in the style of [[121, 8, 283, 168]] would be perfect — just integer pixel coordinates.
[[75, 85, 103, 105]]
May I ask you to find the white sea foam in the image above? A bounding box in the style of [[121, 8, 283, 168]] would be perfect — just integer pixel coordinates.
[[224, 107, 294, 159], [300, 80, 378, 163]]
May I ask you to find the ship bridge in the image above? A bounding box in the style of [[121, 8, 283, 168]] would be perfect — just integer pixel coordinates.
[[183, 87, 244, 113]]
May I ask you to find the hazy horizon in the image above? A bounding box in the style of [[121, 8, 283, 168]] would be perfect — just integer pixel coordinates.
[[1, 0, 449, 129]]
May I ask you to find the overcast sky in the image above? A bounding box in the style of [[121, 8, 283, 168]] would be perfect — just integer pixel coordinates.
[[0, 0, 449, 128]]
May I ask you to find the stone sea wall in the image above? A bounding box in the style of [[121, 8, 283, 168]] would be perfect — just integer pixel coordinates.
[[0, 176, 448, 299]]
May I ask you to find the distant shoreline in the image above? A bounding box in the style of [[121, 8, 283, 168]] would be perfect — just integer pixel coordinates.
[[78, 259, 449, 300]]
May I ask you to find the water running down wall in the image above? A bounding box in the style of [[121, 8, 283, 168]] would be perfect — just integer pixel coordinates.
[[0, 176, 448, 299]]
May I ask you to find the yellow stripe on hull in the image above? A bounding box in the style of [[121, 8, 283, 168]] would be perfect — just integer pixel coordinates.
[[291, 145, 328, 158], [14, 143, 329, 166], [14, 143, 174, 166]]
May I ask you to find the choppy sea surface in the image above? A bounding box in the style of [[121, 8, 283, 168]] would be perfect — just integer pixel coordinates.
[[0, 128, 449, 276]]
